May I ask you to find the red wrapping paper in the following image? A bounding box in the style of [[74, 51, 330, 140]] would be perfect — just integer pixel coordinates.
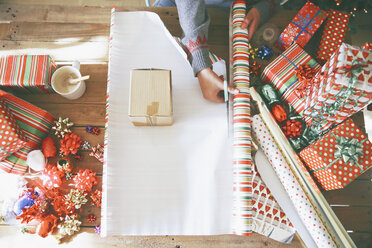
[[300, 119, 372, 191], [317, 10, 350, 63], [277, 1, 328, 51]]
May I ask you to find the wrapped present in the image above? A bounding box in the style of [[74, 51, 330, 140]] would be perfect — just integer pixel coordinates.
[[300, 118, 372, 191], [277, 1, 328, 51], [0, 55, 57, 93], [317, 10, 350, 63], [261, 43, 321, 114], [303, 43, 372, 134], [0, 90, 55, 174], [0, 98, 28, 161]]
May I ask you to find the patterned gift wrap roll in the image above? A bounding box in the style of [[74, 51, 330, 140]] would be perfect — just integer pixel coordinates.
[[252, 167, 295, 242], [261, 43, 321, 114], [252, 114, 337, 247], [303, 43, 372, 133], [0, 55, 57, 93], [300, 118, 372, 191], [102, 7, 115, 237], [277, 1, 328, 51], [231, 0, 253, 236], [0, 98, 28, 161], [0, 90, 55, 174], [317, 10, 350, 63]]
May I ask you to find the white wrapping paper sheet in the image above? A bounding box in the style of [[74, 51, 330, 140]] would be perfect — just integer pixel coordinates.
[[101, 11, 233, 236]]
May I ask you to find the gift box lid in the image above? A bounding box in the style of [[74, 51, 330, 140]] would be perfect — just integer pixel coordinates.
[[129, 69, 173, 126]]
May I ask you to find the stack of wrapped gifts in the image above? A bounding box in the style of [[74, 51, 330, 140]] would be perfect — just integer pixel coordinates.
[[244, 1, 371, 247]]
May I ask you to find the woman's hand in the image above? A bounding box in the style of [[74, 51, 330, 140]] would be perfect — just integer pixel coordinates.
[[241, 7, 261, 41], [197, 67, 239, 103]]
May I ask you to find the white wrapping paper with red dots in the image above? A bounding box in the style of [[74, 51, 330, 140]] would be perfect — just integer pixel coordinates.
[[252, 114, 337, 248]]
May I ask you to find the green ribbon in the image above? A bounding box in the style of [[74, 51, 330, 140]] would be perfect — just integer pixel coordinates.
[[312, 134, 367, 173], [334, 135, 364, 167]]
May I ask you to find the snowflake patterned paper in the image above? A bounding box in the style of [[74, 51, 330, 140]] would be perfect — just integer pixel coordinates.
[[317, 10, 350, 63], [300, 118, 372, 191], [252, 114, 336, 247], [277, 1, 328, 51]]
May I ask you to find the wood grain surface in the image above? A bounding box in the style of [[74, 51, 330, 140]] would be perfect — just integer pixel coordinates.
[[0, 2, 371, 248]]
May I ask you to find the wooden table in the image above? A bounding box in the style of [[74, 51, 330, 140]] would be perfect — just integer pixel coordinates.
[[0, 3, 371, 248]]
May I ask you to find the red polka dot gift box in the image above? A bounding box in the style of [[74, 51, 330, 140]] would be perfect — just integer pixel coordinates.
[[299, 118, 372, 191], [0, 97, 27, 161], [317, 10, 350, 63], [277, 1, 328, 51]]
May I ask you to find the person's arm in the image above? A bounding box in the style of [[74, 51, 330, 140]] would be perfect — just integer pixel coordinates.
[[242, 0, 282, 40], [175, 0, 211, 76], [175, 0, 238, 102]]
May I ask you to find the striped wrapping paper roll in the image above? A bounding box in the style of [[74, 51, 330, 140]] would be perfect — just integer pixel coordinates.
[[252, 114, 337, 247], [0, 55, 57, 93], [231, 0, 253, 236], [0, 90, 55, 174]]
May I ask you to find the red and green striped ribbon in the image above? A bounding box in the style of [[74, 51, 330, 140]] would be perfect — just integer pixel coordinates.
[[0, 90, 55, 174], [0, 55, 57, 93]]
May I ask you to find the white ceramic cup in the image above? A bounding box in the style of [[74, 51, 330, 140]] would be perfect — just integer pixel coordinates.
[[51, 61, 86, 100]]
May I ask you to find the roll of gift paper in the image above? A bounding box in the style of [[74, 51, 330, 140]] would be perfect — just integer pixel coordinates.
[[255, 149, 317, 247], [251, 165, 296, 243], [0, 90, 55, 174], [231, 0, 253, 236], [303, 43, 372, 134], [250, 87, 356, 248], [252, 114, 336, 247]]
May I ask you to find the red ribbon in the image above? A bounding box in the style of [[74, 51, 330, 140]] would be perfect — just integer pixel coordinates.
[[295, 64, 317, 98]]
